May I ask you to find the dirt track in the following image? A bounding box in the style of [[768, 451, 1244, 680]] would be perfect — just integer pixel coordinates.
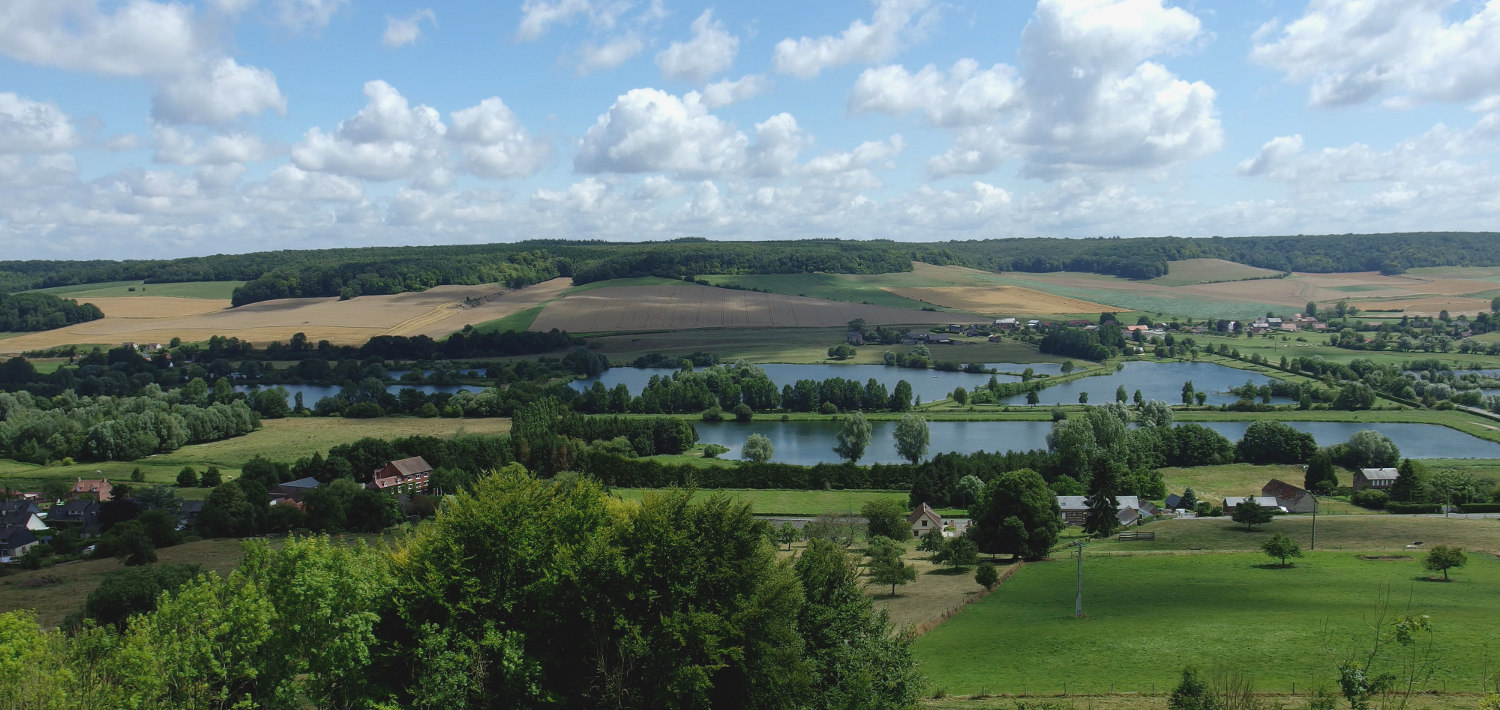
[[528, 284, 982, 333]]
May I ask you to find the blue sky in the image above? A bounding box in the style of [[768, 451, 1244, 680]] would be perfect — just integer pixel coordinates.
[[2, 0, 1499, 259]]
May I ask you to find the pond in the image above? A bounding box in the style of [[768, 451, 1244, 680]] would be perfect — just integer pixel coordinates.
[[235, 383, 478, 405], [1000, 361, 1294, 406], [570, 363, 1078, 404], [692, 419, 1500, 466]]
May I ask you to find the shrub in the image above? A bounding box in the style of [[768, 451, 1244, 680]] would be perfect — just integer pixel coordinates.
[[345, 402, 383, 418], [701, 406, 724, 422], [1349, 489, 1388, 509], [701, 444, 729, 459], [732, 403, 753, 422], [975, 563, 999, 590], [1385, 503, 1441, 514], [819, 401, 839, 415], [1460, 503, 1500, 513]]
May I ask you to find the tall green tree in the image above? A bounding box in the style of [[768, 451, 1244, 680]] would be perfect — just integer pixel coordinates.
[[893, 413, 929, 464], [1083, 456, 1121, 538], [1389, 458, 1426, 502], [1305, 450, 1338, 493], [1261, 532, 1303, 566], [834, 412, 873, 463], [1231, 499, 1274, 530], [970, 468, 1063, 561], [860, 498, 907, 541], [742, 433, 775, 463], [1181, 380, 1195, 405]]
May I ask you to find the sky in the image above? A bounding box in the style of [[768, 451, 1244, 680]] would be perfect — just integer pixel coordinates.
[[1, 0, 1499, 260]]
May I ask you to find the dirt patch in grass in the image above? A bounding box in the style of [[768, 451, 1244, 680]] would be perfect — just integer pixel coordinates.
[[880, 287, 1116, 315], [529, 284, 981, 333]]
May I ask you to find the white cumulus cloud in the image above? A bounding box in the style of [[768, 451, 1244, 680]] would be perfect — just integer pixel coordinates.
[[576, 35, 644, 75], [701, 75, 770, 108], [0, 93, 80, 153], [153, 125, 275, 165], [383, 9, 436, 49], [656, 9, 739, 84], [515, 0, 633, 41], [772, 0, 934, 79], [1251, 0, 1500, 109], [449, 97, 552, 179], [575, 88, 752, 176], [848, 60, 1020, 127], [271, 0, 349, 33], [291, 80, 447, 182], [152, 58, 287, 126]]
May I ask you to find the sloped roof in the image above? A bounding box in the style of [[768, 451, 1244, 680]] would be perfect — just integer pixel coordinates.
[[1056, 495, 1140, 511], [1360, 468, 1400, 480], [388, 457, 433, 476], [906, 502, 941, 525], [1225, 496, 1279, 508], [281, 477, 321, 489], [1262, 479, 1308, 502], [0, 526, 38, 547]]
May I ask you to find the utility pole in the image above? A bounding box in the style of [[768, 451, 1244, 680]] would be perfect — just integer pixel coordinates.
[[1310, 494, 1317, 551], [1074, 541, 1085, 618]]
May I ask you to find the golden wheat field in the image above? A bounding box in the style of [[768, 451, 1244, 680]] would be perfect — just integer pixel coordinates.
[[0, 279, 572, 352], [528, 284, 982, 333], [880, 286, 1114, 314]]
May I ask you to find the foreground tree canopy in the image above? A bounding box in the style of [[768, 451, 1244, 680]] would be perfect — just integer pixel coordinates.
[[0, 466, 922, 709]]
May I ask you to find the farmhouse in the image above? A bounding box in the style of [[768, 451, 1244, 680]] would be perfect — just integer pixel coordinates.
[[370, 457, 434, 494], [1224, 496, 1282, 512], [70, 477, 113, 502], [1262, 479, 1317, 513], [0, 507, 48, 532], [1056, 496, 1141, 527], [993, 317, 1017, 328], [907, 503, 943, 538], [1354, 468, 1400, 491]]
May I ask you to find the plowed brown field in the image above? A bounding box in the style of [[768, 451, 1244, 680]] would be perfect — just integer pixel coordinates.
[[880, 286, 1115, 314], [0, 279, 572, 352], [528, 284, 982, 333]]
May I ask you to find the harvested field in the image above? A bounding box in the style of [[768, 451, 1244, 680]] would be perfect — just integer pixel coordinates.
[[0, 279, 571, 352], [27, 280, 244, 300], [83, 296, 229, 318], [881, 286, 1116, 315], [1344, 296, 1495, 316], [528, 284, 981, 333]]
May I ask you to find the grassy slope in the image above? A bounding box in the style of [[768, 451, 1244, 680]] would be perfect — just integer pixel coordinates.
[[471, 304, 546, 334], [916, 550, 1500, 695], [26, 280, 243, 299], [563, 277, 689, 294], [1193, 332, 1500, 368], [1146, 259, 1282, 287], [0, 416, 512, 494], [698, 272, 958, 311]]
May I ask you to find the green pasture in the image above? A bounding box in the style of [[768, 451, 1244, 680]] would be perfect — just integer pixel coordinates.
[[1092, 515, 1500, 554], [1194, 334, 1500, 369], [984, 275, 1284, 321], [1144, 259, 1282, 287], [612, 488, 912, 516], [916, 550, 1500, 695], [26, 280, 242, 300], [472, 304, 547, 334]]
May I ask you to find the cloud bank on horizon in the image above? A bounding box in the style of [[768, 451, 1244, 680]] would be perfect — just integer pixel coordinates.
[[1, 0, 1498, 259]]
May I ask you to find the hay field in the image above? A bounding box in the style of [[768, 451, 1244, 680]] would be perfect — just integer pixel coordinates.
[[0, 279, 572, 353], [881, 286, 1115, 315], [27, 280, 243, 300], [529, 284, 981, 333]]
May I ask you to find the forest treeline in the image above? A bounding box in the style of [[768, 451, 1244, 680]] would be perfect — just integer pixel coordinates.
[[0, 292, 104, 331], [7, 233, 1500, 306]]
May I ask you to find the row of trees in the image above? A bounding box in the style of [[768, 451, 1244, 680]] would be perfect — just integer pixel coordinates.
[[0, 471, 922, 708], [571, 362, 917, 415], [0, 387, 259, 464]]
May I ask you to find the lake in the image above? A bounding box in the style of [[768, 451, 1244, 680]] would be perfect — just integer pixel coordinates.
[[1000, 361, 1293, 406], [235, 383, 477, 405], [571, 363, 1082, 404], [692, 419, 1500, 465]]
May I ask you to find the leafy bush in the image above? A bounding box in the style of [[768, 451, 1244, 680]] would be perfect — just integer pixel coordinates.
[[1385, 503, 1441, 514], [1349, 490, 1388, 509]]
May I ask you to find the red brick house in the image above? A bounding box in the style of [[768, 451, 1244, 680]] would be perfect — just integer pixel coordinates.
[[369, 457, 433, 494], [71, 478, 113, 502]]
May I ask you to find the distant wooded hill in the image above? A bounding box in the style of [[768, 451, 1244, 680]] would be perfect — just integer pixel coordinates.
[[4, 232, 1496, 307]]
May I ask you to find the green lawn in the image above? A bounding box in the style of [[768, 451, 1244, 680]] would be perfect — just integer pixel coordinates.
[[1145, 259, 1282, 287], [916, 551, 1500, 696], [472, 304, 547, 334], [26, 280, 243, 299], [613, 488, 912, 516], [1095, 515, 1500, 554], [1194, 333, 1500, 369]]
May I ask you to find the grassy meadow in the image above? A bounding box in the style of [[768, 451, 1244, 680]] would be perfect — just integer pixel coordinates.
[[915, 550, 1500, 696], [473, 304, 547, 334], [583, 326, 1075, 365], [26, 280, 243, 300]]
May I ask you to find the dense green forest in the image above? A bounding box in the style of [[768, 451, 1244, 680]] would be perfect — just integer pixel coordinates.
[[0, 292, 104, 331], [6, 233, 1500, 307]]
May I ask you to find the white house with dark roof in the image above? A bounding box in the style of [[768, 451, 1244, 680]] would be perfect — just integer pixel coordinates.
[[1056, 496, 1140, 527]]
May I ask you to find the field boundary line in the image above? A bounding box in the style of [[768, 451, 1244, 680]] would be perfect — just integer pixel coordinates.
[[912, 560, 1024, 636]]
